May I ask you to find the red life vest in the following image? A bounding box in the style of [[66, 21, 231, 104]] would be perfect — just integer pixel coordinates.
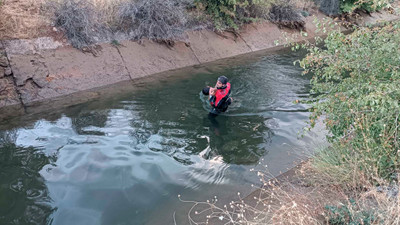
[[210, 82, 231, 108]]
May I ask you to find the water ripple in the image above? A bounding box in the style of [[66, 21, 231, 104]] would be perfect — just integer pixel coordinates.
[[0, 50, 328, 225]]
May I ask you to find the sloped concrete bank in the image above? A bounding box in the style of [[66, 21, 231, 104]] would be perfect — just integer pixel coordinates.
[[0, 11, 398, 120]]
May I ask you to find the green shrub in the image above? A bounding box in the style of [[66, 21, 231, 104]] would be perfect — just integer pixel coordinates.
[[297, 22, 400, 180], [194, 0, 273, 30], [318, 0, 390, 15], [340, 0, 391, 13], [325, 199, 376, 225], [195, 0, 306, 30]]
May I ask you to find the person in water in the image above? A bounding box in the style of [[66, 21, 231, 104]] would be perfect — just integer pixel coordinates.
[[202, 76, 232, 115]]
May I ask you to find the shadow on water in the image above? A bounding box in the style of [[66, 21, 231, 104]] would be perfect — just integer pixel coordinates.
[[0, 130, 56, 225], [203, 114, 273, 164], [70, 111, 109, 136]]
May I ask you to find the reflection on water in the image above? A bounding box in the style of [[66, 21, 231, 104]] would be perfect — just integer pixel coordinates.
[[0, 49, 326, 224], [0, 130, 55, 225], [71, 111, 109, 136]]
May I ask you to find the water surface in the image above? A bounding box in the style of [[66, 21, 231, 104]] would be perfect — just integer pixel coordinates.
[[0, 49, 326, 225]]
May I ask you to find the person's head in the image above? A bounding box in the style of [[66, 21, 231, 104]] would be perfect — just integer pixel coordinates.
[[216, 76, 228, 88], [202, 87, 210, 95]]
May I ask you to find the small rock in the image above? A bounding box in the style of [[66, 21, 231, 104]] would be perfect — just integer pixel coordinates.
[[34, 37, 63, 51], [4, 67, 12, 76], [376, 184, 399, 199], [0, 67, 4, 78], [0, 56, 8, 67]]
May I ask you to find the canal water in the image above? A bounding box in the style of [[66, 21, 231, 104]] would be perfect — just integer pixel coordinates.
[[0, 49, 326, 224]]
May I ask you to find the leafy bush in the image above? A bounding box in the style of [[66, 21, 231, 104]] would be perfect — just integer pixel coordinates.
[[340, 0, 391, 13], [195, 0, 307, 31], [297, 22, 400, 180], [194, 0, 273, 30], [325, 200, 376, 225], [318, 0, 391, 15]]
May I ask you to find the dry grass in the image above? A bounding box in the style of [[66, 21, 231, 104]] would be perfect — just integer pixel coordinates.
[[302, 158, 400, 225], [43, 0, 194, 48], [255, 162, 345, 225], [268, 3, 306, 30], [180, 162, 345, 224], [181, 161, 400, 224], [73, 0, 129, 28], [0, 0, 316, 42], [91, 0, 128, 28], [0, 0, 50, 40], [0, 0, 129, 40]]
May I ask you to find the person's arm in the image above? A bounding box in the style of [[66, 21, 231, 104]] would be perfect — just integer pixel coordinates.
[[209, 88, 217, 107]]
